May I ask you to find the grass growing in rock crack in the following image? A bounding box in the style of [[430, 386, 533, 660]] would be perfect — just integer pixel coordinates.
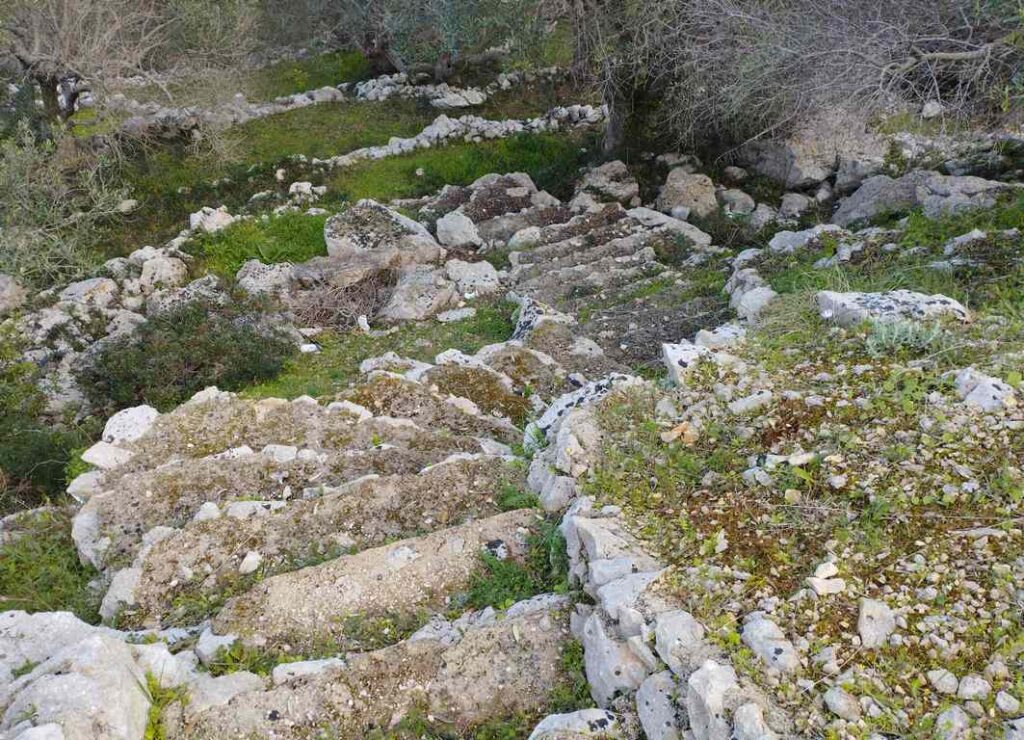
[[0, 508, 101, 622], [459, 520, 570, 612], [143, 673, 189, 740], [186, 211, 329, 278], [244, 300, 516, 399]]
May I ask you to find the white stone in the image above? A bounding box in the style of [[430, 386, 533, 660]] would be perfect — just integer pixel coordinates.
[[189, 206, 235, 233], [102, 405, 159, 445], [824, 685, 861, 721], [858, 598, 896, 649], [195, 628, 238, 666], [662, 341, 710, 386], [436, 210, 482, 247], [928, 669, 960, 695], [741, 613, 799, 673], [654, 610, 706, 675], [528, 709, 620, 739], [816, 289, 969, 327], [733, 703, 777, 740], [934, 705, 971, 739], [445, 259, 499, 296], [728, 391, 773, 415], [636, 671, 681, 740], [271, 657, 345, 685], [81, 441, 134, 470], [957, 674, 991, 700], [955, 367, 1016, 411], [238, 550, 263, 575], [807, 576, 846, 596], [581, 612, 652, 707], [66, 471, 104, 503]]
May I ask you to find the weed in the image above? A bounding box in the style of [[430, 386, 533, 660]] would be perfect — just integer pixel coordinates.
[[11, 660, 38, 678], [864, 320, 948, 359], [497, 483, 539, 511]]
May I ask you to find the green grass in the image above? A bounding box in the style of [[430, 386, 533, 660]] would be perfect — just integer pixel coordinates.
[[244, 301, 516, 399], [460, 520, 569, 612], [143, 673, 189, 740], [236, 99, 433, 163], [0, 509, 101, 622], [246, 50, 371, 101], [327, 131, 598, 203], [187, 211, 329, 277]]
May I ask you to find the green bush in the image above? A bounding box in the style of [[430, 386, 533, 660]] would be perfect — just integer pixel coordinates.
[[188, 211, 329, 277], [75, 299, 298, 412], [0, 330, 96, 513]]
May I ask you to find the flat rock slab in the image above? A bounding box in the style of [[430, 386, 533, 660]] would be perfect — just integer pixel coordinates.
[[816, 289, 969, 326], [213, 510, 537, 651]]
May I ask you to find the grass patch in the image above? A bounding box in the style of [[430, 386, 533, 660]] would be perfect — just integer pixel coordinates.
[[187, 211, 329, 278], [460, 520, 569, 612], [497, 483, 540, 511], [246, 50, 371, 100], [244, 301, 515, 399], [0, 508, 100, 622], [328, 131, 598, 203]]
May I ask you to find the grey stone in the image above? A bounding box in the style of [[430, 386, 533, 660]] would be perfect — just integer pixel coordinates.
[[686, 659, 739, 740], [0, 273, 27, 315], [580, 612, 652, 707], [80, 441, 134, 470], [928, 669, 960, 695], [195, 628, 238, 666], [741, 612, 799, 673], [732, 702, 777, 740], [436, 210, 482, 247], [528, 709, 621, 739], [779, 192, 812, 220], [955, 368, 1016, 411], [324, 199, 438, 260], [719, 189, 755, 215], [933, 705, 971, 739], [957, 674, 991, 701], [817, 289, 969, 326], [636, 671, 681, 740], [654, 610, 706, 675], [271, 657, 345, 685], [445, 259, 499, 297], [59, 277, 119, 308], [768, 224, 846, 254], [235, 259, 293, 297], [101, 405, 159, 445], [657, 170, 718, 219], [824, 685, 861, 721]]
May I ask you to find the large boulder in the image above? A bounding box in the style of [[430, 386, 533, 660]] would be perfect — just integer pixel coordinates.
[[656, 170, 718, 219], [324, 200, 441, 262], [573, 161, 640, 208], [378, 265, 456, 321], [832, 171, 1012, 227]]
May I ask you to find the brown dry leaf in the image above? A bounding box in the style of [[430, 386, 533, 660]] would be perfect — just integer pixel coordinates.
[[660, 421, 698, 446]]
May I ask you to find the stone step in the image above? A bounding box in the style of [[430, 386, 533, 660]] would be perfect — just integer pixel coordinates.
[[510, 203, 629, 252], [512, 212, 644, 267], [73, 416, 504, 572], [119, 456, 528, 629], [512, 228, 660, 284], [172, 595, 571, 738], [211, 509, 540, 653], [518, 254, 661, 308]]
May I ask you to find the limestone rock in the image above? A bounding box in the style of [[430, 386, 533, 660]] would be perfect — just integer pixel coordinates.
[[101, 405, 158, 445], [686, 659, 739, 740], [636, 671, 681, 740], [954, 368, 1016, 411], [580, 612, 651, 707], [436, 210, 482, 247], [324, 199, 439, 261], [657, 170, 718, 219], [528, 709, 622, 739], [445, 259, 499, 297], [0, 273, 27, 315], [858, 598, 895, 648], [741, 612, 799, 673], [654, 610, 706, 675], [816, 289, 969, 326]]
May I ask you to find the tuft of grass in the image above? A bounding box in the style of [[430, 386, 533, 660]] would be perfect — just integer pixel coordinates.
[[245, 50, 371, 100], [0, 509, 101, 622], [328, 131, 598, 203], [548, 639, 594, 712], [497, 483, 539, 511], [187, 211, 329, 278], [143, 673, 189, 740], [245, 301, 515, 399]]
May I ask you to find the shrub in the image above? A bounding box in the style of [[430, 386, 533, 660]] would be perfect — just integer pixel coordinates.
[[0, 123, 126, 288], [865, 320, 948, 359], [75, 298, 298, 412], [0, 329, 96, 513]]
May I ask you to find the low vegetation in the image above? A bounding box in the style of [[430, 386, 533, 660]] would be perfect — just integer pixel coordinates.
[[0, 509, 100, 622], [76, 298, 298, 412], [187, 211, 328, 278]]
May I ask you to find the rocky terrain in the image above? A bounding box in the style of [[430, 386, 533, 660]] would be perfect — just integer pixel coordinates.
[[2, 48, 1024, 740]]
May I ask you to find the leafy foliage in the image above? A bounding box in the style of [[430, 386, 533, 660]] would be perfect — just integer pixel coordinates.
[[0, 330, 96, 512], [75, 298, 298, 412]]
